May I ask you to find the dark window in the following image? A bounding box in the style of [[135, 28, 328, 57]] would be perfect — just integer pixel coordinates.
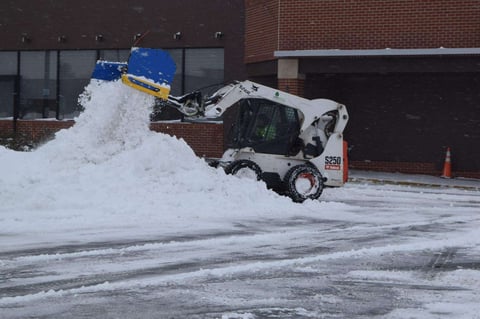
[[0, 52, 17, 118], [227, 99, 301, 155], [0, 52, 17, 75], [19, 51, 57, 119], [59, 50, 96, 119], [0, 48, 225, 120], [185, 48, 224, 93], [166, 49, 183, 96], [99, 49, 130, 62]]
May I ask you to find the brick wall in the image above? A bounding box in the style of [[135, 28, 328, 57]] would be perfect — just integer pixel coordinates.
[[277, 78, 305, 96], [350, 160, 437, 175], [2, 119, 478, 178], [245, 0, 480, 62], [0, 120, 14, 136], [21, 120, 75, 141], [150, 122, 224, 158], [245, 0, 279, 64], [0, 119, 224, 158], [350, 160, 480, 179], [0, 120, 75, 142]]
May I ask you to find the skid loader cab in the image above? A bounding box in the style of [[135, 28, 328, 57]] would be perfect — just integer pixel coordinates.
[[226, 98, 302, 156]]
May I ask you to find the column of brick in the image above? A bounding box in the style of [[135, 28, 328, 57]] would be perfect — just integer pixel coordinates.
[[277, 78, 305, 97]]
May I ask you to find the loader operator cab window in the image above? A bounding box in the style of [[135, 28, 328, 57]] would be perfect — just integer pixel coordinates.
[[226, 98, 301, 155], [253, 113, 277, 141]]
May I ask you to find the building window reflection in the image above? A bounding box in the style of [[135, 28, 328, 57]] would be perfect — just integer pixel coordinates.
[[0, 48, 224, 120]]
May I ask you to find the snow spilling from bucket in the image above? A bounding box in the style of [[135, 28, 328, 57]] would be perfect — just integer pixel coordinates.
[[0, 80, 329, 246], [40, 80, 157, 167]]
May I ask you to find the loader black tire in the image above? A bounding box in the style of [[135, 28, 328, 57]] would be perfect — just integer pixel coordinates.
[[284, 164, 323, 203], [224, 160, 262, 181]]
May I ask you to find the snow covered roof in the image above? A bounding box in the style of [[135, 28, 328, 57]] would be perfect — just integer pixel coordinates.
[[274, 48, 480, 58]]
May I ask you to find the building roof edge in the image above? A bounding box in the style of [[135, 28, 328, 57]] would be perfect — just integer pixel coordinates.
[[274, 48, 480, 57]]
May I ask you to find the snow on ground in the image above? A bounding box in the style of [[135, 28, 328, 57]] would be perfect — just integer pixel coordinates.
[[1, 80, 479, 318]]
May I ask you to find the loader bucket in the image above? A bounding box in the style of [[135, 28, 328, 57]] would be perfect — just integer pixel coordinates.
[[91, 47, 176, 100], [91, 61, 127, 81], [121, 47, 176, 100]]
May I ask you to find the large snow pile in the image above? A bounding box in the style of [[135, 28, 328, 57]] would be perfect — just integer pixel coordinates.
[[0, 80, 337, 247]]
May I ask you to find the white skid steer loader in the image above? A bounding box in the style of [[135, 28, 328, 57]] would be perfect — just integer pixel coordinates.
[[92, 48, 349, 202]]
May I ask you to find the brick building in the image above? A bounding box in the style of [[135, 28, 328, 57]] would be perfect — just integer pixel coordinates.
[[0, 0, 244, 158], [1, 0, 479, 177], [245, 0, 480, 178]]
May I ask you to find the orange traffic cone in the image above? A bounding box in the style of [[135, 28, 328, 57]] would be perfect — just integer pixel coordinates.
[[441, 147, 452, 178]]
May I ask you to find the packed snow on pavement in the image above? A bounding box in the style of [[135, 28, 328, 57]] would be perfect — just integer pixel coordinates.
[[1, 80, 479, 318]]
